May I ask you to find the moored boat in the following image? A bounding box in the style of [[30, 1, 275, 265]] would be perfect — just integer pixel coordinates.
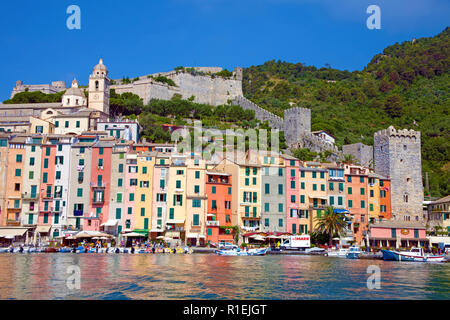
[[325, 248, 349, 257], [381, 247, 445, 262], [215, 247, 268, 256], [346, 246, 361, 259]]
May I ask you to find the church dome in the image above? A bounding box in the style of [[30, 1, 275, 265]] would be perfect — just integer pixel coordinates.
[[64, 79, 85, 97], [93, 58, 108, 75]]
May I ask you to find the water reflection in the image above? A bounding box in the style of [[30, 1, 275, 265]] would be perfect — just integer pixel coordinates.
[[0, 254, 448, 300]]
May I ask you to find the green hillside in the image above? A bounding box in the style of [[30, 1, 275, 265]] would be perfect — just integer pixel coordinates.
[[243, 27, 450, 198]]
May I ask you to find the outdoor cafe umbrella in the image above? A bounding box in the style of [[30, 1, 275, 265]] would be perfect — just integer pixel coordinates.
[[123, 232, 146, 237], [249, 234, 266, 241]]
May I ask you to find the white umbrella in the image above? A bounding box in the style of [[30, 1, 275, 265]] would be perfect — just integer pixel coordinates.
[[100, 237, 109, 240], [124, 232, 146, 237], [156, 236, 166, 240], [92, 237, 100, 240], [250, 235, 266, 241]]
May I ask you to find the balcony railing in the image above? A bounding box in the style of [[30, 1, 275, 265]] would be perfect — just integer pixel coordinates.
[[7, 220, 21, 226], [22, 193, 39, 200], [206, 220, 220, 227]]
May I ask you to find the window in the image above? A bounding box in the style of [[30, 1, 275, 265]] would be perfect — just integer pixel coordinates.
[[141, 194, 145, 202], [169, 208, 174, 219], [44, 158, 49, 168], [195, 171, 200, 179], [253, 168, 257, 175], [300, 171, 305, 178], [329, 196, 334, 205], [312, 184, 317, 191], [291, 195, 296, 203], [140, 208, 145, 216], [129, 193, 135, 201], [117, 193, 123, 203], [194, 185, 199, 193], [116, 208, 121, 219], [118, 178, 123, 187], [360, 176, 364, 183], [15, 169, 21, 177], [290, 181, 295, 189], [361, 200, 365, 209], [339, 183, 344, 192], [252, 177, 257, 185], [118, 164, 124, 173], [265, 219, 269, 227], [321, 184, 325, 191], [29, 171, 34, 179], [348, 200, 353, 208], [43, 213, 48, 224], [265, 184, 270, 194], [77, 172, 83, 183], [98, 158, 103, 167], [176, 170, 184, 175], [76, 121, 80, 128], [264, 203, 270, 212], [142, 166, 147, 174], [370, 190, 374, 197], [212, 200, 217, 209], [43, 172, 48, 183], [278, 203, 283, 213], [320, 172, 325, 179], [15, 183, 20, 191], [301, 182, 305, 189], [65, 121, 69, 128], [245, 178, 249, 186], [79, 159, 84, 166], [278, 168, 283, 176], [278, 184, 283, 195], [312, 172, 317, 179], [300, 195, 305, 203], [77, 188, 83, 197], [369, 204, 374, 211], [228, 187, 231, 195], [348, 187, 352, 195], [338, 197, 343, 206], [360, 188, 365, 195], [225, 201, 231, 209], [279, 219, 283, 227], [391, 228, 396, 238], [347, 176, 352, 183], [29, 157, 35, 166], [55, 121, 59, 128], [193, 214, 199, 226], [192, 199, 201, 208], [176, 180, 181, 189]]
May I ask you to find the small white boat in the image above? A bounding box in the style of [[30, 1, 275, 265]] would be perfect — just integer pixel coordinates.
[[326, 248, 349, 257], [215, 247, 268, 256], [381, 247, 445, 262], [346, 246, 361, 259]]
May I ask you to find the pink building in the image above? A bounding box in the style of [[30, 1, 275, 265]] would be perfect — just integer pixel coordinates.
[[124, 152, 137, 231], [87, 142, 113, 231], [283, 155, 302, 234], [369, 220, 428, 249]]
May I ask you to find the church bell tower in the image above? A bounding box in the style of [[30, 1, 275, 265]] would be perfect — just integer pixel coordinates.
[[88, 58, 110, 115]]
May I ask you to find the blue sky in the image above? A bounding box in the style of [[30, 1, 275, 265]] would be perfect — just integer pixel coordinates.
[[0, 0, 448, 101]]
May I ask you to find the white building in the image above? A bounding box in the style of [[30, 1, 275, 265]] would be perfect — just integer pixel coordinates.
[[97, 120, 140, 143]]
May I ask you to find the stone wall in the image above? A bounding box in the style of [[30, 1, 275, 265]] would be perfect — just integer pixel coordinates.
[[374, 126, 424, 222], [283, 107, 311, 146], [10, 80, 67, 99], [111, 67, 243, 106], [342, 143, 373, 167], [231, 96, 283, 130]]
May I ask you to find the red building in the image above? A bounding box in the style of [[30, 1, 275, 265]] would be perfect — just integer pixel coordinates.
[[205, 171, 234, 244]]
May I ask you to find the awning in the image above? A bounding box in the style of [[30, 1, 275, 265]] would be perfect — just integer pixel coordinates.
[[104, 219, 119, 227], [186, 233, 198, 238], [165, 231, 180, 238], [123, 232, 146, 237], [0, 228, 28, 237], [310, 195, 327, 200], [166, 219, 184, 224], [36, 225, 51, 233]]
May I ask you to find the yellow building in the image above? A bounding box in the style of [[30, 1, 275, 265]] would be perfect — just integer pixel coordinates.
[[166, 154, 187, 241], [368, 173, 382, 223], [185, 155, 207, 246], [299, 161, 328, 233], [134, 152, 155, 234]]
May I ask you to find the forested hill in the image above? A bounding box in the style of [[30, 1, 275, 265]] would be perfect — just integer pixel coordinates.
[[242, 27, 449, 198]]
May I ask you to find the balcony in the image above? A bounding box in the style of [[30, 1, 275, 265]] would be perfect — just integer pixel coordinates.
[[92, 198, 104, 205], [206, 220, 220, 227], [73, 210, 83, 217], [22, 192, 39, 200]]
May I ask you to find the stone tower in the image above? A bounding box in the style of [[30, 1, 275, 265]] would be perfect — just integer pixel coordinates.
[[283, 107, 311, 146], [374, 126, 424, 222], [88, 58, 110, 115]]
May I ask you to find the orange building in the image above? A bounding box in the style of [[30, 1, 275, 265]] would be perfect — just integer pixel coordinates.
[[3, 136, 26, 226], [379, 178, 392, 220], [205, 171, 234, 244], [345, 165, 369, 245]]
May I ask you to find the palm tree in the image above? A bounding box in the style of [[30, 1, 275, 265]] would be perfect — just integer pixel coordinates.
[[314, 206, 348, 246]]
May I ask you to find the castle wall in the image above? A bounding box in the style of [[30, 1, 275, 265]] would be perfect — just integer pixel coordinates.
[[374, 126, 424, 222], [232, 96, 283, 130], [342, 143, 373, 167]]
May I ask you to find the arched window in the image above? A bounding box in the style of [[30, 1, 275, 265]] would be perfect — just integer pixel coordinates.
[[403, 194, 409, 203], [95, 81, 99, 89]]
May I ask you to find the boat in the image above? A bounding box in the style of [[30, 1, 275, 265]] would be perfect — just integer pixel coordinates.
[[58, 248, 72, 253], [346, 246, 361, 259], [381, 247, 445, 262], [326, 248, 349, 257], [215, 247, 268, 256]]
